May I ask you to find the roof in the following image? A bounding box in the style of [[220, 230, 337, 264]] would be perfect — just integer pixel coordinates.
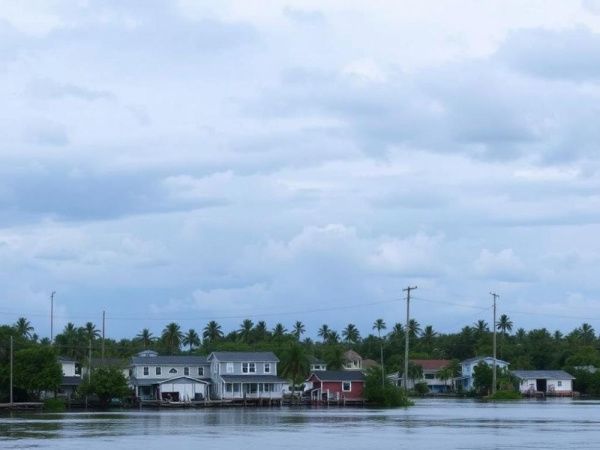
[[209, 352, 279, 363], [308, 355, 325, 365], [220, 375, 287, 383], [512, 370, 575, 380], [131, 377, 211, 386], [157, 376, 210, 385], [411, 359, 451, 371], [309, 370, 365, 382], [462, 356, 509, 366], [362, 359, 380, 369], [61, 376, 82, 386], [343, 350, 362, 360], [58, 356, 76, 363], [131, 355, 208, 365]]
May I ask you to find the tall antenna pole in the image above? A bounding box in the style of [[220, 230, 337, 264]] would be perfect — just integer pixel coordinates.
[[9, 335, 14, 406], [50, 291, 56, 343], [403, 286, 417, 391], [102, 310, 106, 362], [490, 292, 499, 396]]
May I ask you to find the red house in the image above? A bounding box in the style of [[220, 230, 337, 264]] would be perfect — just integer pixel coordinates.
[[305, 370, 365, 401]]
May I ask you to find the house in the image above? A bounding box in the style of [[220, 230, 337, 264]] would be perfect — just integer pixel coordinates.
[[81, 357, 129, 380], [512, 370, 575, 395], [389, 360, 453, 392], [343, 350, 363, 370], [305, 370, 365, 401], [129, 350, 211, 401], [57, 356, 81, 399], [208, 351, 288, 400], [459, 356, 510, 391], [309, 356, 327, 371]]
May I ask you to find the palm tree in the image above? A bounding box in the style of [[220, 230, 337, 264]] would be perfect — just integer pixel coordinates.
[[496, 314, 513, 358], [389, 323, 404, 341], [577, 323, 596, 345], [57, 322, 80, 358], [272, 323, 287, 339], [408, 319, 421, 340], [136, 328, 154, 349], [474, 320, 489, 335], [342, 323, 360, 344], [161, 322, 183, 355], [437, 365, 454, 392], [183, 328, 201, 352], [203, 321, 223, 343], [14, 317, 34, 339], [238, 319, 254, 344], [421, 325, 437, 353], [327, 330, 340, 344], [82, 322, 100, 343], [373, 319, 387, 386], [254, 321, 269, 341], [293, 321, 305, 340], [280, 343, 309, 402], [317, 324, 331, 343]]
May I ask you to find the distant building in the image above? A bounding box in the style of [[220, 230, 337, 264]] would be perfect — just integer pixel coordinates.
[[459, 356, 509, 391], [389, 359, 453, 392], [512, 370, 575, 395], [308, 356, 327, 372], [343, 350, 363, 370], [57, 356, 81, 399]]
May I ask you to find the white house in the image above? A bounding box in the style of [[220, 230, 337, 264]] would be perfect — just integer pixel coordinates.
[[57, 356, 81, 399], [459, 356, 509, 391], [512, 370, 575, 395], [129, 350, 211, 401], [208, 351, 288, 400]]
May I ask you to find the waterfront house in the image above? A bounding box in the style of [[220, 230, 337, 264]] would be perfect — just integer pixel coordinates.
[[305, 370, 365, 401], [512, 370, 575, 395], [208, 351, 288, 400], [129, 350, 211, 401], [389, 359, 453, 392], [459, 356, 509, 391], [57, 356, 81, 399]]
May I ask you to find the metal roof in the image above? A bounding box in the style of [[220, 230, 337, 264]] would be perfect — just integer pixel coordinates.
[[512, 370, 575, 380], [131, 376, 211, 386], [131, 355, 209, 365], [220, 375, 287, 383], [209, 352, 279, 362], [308, 370, 365, 382], [461, 356, 509, 365]]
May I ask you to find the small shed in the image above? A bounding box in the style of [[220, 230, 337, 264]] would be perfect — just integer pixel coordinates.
[[512, 370, 575, 395]]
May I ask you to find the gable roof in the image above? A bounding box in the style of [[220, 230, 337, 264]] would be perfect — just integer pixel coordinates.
[[411, 359, 451, 371], [209, 351, 279, 362], [308, 370, 365, 382], [308, 355, 326, 365], [512, 370, 575, 380], [58, 356, 76, 363], [131, 355, 208, 365]]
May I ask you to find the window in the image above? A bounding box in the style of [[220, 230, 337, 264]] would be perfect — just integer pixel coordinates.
[[264, 363, 271, 374], [558, 380, 562, 387], [156, 367, 162, 375], [169, 368, 177, 374], [342, 381, 352, 392], [425, 373, 435, 380], [198, 367, 204, 377], [184, 367, 189, 376], [143, 367, 149, 376], [226, 383, 233, 392], [242, 362, 256, 373], [226, 362, 234, 373], [233, 383, 240, 393], [263, 384, 272, 392]]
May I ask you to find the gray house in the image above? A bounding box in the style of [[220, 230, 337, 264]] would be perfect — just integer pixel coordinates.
[[129, 350, 211, 401], [208, 351, 288, 400]]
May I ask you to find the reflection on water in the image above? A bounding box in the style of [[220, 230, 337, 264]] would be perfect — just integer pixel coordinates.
[[1, 399, 600, 449]]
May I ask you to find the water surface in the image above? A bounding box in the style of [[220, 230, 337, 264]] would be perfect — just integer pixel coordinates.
[[1, 399, 599, 449]]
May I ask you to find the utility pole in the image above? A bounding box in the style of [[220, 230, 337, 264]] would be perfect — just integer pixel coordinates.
[[50, 291, 56, 343], [102, 310, 105, 362], [403, 286, 417, 391], [9, 336, 14, 406], [490, 292, 499, 396]]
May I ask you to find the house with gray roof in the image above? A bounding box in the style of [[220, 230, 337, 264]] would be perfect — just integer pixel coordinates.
[[208, 351, 288, 400], [129, 350, 211, 401], [512, 370, 575, 395], [458, 356, 510, 391]]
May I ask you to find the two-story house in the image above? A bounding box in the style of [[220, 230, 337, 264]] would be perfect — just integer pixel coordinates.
[[129, 350, 211, 401], [459, 356, 509, 391], [57, 356, 81, 399], [208, 351, 288, 400]]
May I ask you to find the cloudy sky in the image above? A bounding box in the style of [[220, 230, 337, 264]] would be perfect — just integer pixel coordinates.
[[2, 0, 600, 340]]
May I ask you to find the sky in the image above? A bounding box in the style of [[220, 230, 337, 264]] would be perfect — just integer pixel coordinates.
[[2, 0, 600, 340]]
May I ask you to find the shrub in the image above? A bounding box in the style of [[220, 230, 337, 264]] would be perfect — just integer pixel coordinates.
[[364, 369, 413, 407], [43, 398, 66, 412]]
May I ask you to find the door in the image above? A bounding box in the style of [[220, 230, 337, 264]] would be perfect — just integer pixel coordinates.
[[536, 379, 547, 392]]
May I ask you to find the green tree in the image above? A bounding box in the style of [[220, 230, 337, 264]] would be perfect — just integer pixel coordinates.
[[342, 323, 360, 344], [238, 319, 254, 344], [80, 367, 131, 408], [293, 321, 305, 340], [373, 319, 387, 386], [14, 317, 34, 339], [272, 323, 287, 339], [161, 322, 183, 355], [327, 330, 340, 344], [82, 322, 101, 343], [408, 319, 421, 340], [363, 368, 412, 407], [14, 347, 62, 399], [182, 329, 200, 352], [203, 321, 223, 343], [317, 324, 331, 343], [136, 328, 154, 349], [280, 343, 309, 401]]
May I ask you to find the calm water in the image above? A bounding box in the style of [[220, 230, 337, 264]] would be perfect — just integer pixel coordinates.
[[1, 399, 599, 449]]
